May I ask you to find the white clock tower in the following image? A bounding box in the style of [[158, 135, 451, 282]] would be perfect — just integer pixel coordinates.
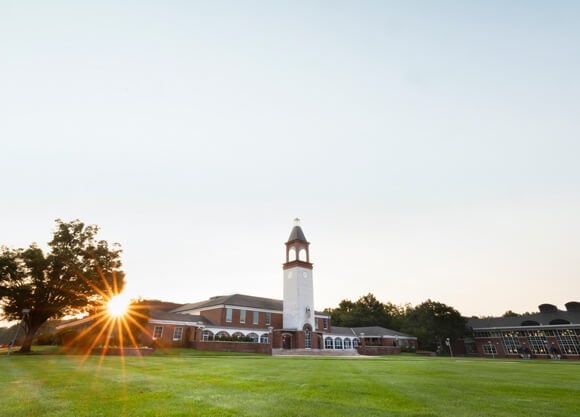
[[283, 218, 315, 331]]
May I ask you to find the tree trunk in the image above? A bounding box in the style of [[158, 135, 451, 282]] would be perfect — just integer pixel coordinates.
[[18, 326, 39, 353]]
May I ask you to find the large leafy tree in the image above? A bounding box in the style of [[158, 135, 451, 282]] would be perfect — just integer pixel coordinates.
[[0, 220, 125, 352], [326, 293, 406, 330], [402, 299, 467, 351]]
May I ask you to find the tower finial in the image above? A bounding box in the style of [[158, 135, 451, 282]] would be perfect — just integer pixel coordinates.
[[293, 217, 300, 227]]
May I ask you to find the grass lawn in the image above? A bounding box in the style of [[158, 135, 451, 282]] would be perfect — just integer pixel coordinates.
[[0, 349, 578, 417]]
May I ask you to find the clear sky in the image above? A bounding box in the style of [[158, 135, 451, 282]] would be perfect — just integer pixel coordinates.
[[1, 1, 579, 318]]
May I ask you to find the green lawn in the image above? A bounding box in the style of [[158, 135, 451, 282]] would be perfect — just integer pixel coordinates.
[[0, 350, 578, 417]]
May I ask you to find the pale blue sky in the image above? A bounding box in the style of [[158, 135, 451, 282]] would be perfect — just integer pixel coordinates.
[[1, 1, 579, 318]]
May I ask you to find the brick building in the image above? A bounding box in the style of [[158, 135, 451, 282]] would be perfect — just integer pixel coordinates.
[[141, 220, 417, 355], [467, 302, 580, 359]]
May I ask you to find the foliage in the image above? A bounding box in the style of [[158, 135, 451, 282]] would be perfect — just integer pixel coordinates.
[[0, 323, 19, 345], [326, 293, 467, 351], [1, 354, 579, 417], [402, 299, 468, 351], [325, 293, 406, 330], [0, 219, 125, 353], [503, 310, 520, 317]]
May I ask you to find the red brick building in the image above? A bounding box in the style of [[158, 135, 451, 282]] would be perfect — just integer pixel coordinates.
[[59, 220, 417, 355], [140, 221, 416, 355], [467, 302, 580, 359]]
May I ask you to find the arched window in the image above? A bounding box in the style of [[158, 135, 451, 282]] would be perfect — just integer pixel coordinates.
[[232, 332, 244, 339], [325, 337, 333, 349], [344, 338, 352, 349], [215, 331, 230, 340], [334, 337, 343, 350], [353, 338, 359, 348], [299, 248, 307, 261], [247, 333, 259, 342], [202, 330, 214, 341], [260, 333, 269, 344], [289, 247, 297, 261]]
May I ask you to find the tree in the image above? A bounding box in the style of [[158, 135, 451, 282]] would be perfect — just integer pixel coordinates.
[[326, 293, 405, 330], [502, 310, 519, 317], [0, 219, 125, 352], [402, 299, 467, 352]]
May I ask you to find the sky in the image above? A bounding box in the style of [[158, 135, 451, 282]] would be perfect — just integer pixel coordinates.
[[1, 1, 579, 319]]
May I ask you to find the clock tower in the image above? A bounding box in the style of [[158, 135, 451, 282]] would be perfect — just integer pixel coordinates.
[[283, 218, 315, 332]]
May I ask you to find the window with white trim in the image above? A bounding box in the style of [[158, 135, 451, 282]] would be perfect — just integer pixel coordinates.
[[325, 337, 333, 349], [173, 327, 183, 341], [260, 333, 269, 344], [240, 309, 246, 324], [265, 312, 271, 325], [323, 318, 328, 329], [226, 308, 232, 323], [153, 326, 163, 339], [253, 311, 259, 324]]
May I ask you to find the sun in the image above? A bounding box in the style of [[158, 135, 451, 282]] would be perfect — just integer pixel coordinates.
[[107, 293, 130, 318]]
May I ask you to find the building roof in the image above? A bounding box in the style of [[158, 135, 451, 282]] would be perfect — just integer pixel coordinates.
[[468, 305, 580, 329], [287, 225, 307, 242], [330, 326, 416, 339], [145, 300, 184, 312], [149, 309, 213, 325], [171, 294, 284, 313]]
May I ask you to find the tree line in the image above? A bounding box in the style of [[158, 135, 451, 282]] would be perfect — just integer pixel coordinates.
[[324, 293, 468, 352]]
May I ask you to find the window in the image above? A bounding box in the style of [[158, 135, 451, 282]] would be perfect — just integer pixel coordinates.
[[240, 309, 246, 324], [173, 327, 183, 341], [265, 312, 271, 325], [528, 334, 548, 355], [344, 338, 352, 349], [226, 308, 232, 323], [501, 333, 520, 355], [305, 329, 311, 349], [325, 337, 333, 349], [247, 333, 259, 342], [260, 333, 269, 344], [353, 338, 359, 348], [202, 330, 213, 341], [556, 329, 580, 355], [153, 326, 163, 339], [483, 343, 497, 355], [253, 311, 259, 325], [323, 318, 328, 329], [216, 331, 230, 340], [334, 337, 343, 349]]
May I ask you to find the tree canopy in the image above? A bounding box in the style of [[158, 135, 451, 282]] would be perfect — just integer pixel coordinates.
[[325, 293, 405, 330], [326, 294, 468, 351], [401, 299, 468, 352], [0, 219, 125, 352]]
